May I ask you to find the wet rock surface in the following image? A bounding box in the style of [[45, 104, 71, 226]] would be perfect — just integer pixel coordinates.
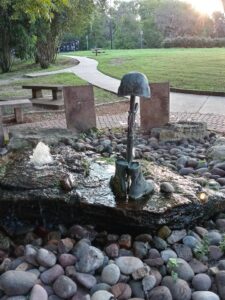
[[0, 128, 225, 232]]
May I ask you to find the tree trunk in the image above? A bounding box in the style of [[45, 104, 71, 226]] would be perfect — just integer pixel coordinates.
[[0, 28, 13, 73]]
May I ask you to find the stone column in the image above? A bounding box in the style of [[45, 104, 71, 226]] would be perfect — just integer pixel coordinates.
[[63, 85, 96, 132], [140, 82, 170, 132]]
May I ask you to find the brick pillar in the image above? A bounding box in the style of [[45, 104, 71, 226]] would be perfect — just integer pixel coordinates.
[[63, 85, 96, 132], [140, 82, 170, 132]]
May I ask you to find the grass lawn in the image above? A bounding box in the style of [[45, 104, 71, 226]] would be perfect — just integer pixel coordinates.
[[0, 73, 124, 104], [69, 48, 225, 92], [0, 56, 77, 81]]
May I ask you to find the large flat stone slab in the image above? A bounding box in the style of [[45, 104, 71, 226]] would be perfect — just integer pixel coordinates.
[[0, 132, 224, 233]]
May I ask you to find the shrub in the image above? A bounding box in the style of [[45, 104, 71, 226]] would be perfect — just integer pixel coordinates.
[[162, 36, 225, 48]]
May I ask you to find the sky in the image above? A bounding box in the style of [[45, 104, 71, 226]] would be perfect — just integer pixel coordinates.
[[182, 0, 224, 16], [112, 0, 224, 16]]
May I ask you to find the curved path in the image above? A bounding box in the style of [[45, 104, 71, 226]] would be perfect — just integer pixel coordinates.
[[27, 55, 225, 116]]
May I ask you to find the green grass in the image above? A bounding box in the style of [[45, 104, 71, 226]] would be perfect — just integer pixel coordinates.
[[0, 56, 76, 80], [0, 73, 123, 104], [68, 48, 225, 92]]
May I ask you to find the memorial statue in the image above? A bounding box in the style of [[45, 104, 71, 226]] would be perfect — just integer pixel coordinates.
[[111, 72, 155, 200]]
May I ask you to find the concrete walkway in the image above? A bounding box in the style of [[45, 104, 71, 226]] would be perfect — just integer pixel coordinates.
[[27, 55, 225, 116], [10, 55, 225, 134]]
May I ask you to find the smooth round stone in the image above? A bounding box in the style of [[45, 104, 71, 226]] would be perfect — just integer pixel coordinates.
[[189, 259, 208, 274], [216, 219, 225, 232], [167, 258, 194, 281], [74, 241, 104, 273], [53, 275, 77, 299], [183, 236, 199, 249], [153, 237, 167, 250], [192, 274, 212, 291], [216, 271, 225, 300], [142, 275, 156, 293], [25, 245, 38, 266], [218, 260, 225, 270], [160, 182, 175, 193], [133, 241, 149, 259], [59, 254, 76, 267], [90, 283, 111, 295], [111, 282, 132, 300], [36, 248, 56, 267], [162, 276, 191, 300], [179, 167, 194, 176], [91, 290, 114, 300], [147, 286, 172, 300], [167, 230, 187, 244], [209, 246, 223, 260], [158, 226, 172, 240], [207, 231, 222, 245], [192, 291, 220, 300], [161, 249, 177, 263], [135, 234, 152, 243], [0, 270, 37, 296], [49, 295, 64, 300], [129, 280, 145, 299], [115, 256, 144, 275], [119, 234, 132, 249], [40, 264, 64, 284], [5, 297, 27, 300], [101, 263, 120, 285], [73, 272, 97, 289], [30, 284, 48, 300], [105, 243, 119, 258], [173, 244, 193, 262]]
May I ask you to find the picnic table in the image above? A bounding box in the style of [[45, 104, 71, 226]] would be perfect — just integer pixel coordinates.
[[22, 84, 63, 100], [91, 48, 105, 56]]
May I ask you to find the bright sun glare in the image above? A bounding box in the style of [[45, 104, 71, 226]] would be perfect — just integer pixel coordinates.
[[182, 0, 224, 15]]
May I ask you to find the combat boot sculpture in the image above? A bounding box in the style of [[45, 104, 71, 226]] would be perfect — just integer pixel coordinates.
[[128, 162, 154, 200], [110, 159, 128, 198]]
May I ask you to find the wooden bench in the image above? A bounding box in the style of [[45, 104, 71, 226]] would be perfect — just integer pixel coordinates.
[[22, 84, 63, 100], [0, 99, 32, 146], [91, 48, 105, 56]]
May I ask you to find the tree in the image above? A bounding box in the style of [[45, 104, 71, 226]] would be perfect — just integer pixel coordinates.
[[0, 0, 67, 73], [212, 12, 225, 37], [35, 0, 94, 68]]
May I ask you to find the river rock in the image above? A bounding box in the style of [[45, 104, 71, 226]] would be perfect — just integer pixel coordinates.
[[192, 291, 220, 300], [59, 254, 76, 267], [173, 244, 193, 261], [161, 249, 177, 262], [147, 286, 172, 300], [30, 284, 48, 300], [142, 275, 156, 292], [207, 231, 222, 245], [192, 273, 211, 291], [74, 241, 104, 273], [189, 259, 208, 274], [111, 282, 132, 300], [115, 257, 144, 275], [90, 283, 111, 295], [216, 271, 225, 300], [73, 272, 97, 289], [167, 258, 194, 281], [0, 270, 37, 296], [167, 230, 187, 244], [53, 275, 77, 299], [105, 243, 119, 258], [101, 263, 120, 285], [160, 182, 175, 193], [36, 249, 56, 267], [133, 241, 149, 259], [91, 290, 115, 300], [162, 276, 191, 300], [40, 264, 64, 284]]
